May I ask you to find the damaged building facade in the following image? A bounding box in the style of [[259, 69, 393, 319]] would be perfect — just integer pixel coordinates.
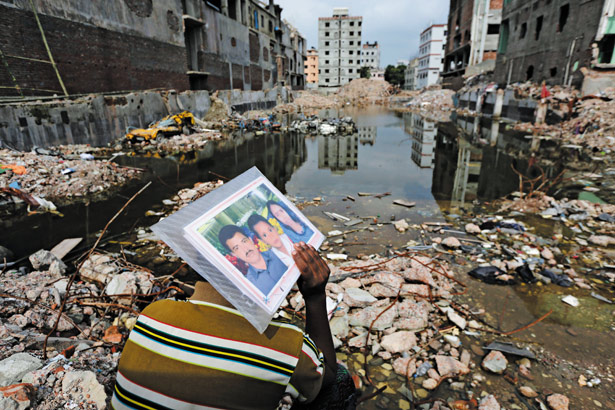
[[0, 0, 306, 97], [493, 0, 605, 87], [441, 0, 503, 89]]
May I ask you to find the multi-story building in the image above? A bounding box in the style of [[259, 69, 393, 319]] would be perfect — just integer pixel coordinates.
[[361, 42, 380, 70], [441, 0, 502, 88], [318, 134, 358, 174], [494, 0, 607, 87], [305, 47, 319, 87], [318, 8, 363, 89], [405, 113, 436, 168], [0, 0, 306, 97], [371, 69, 385, 80], [417, 24, 447, 89], [358, 126, 377, 145], [404, 58, 419, 90]]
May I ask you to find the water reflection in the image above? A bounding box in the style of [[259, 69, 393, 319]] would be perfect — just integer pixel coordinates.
[[317, 134, 358, 174], [403, 113, 436, 169], [431, 114, 559, 204], [3, 132, 307, 259]]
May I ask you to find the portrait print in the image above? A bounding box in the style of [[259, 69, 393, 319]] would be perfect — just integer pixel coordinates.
[[183, 177, 323, 313]]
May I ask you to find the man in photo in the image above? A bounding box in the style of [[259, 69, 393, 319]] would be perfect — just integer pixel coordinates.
[[218, 225, 288, 295]]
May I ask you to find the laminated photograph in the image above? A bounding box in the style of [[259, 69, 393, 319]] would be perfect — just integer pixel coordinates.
[[182, 173, 324, 315]]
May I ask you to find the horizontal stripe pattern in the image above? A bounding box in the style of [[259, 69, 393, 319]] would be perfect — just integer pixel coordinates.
[[112, 371, 221, 410], [129, 315, 299, 385], [301, 335, 325, 374]]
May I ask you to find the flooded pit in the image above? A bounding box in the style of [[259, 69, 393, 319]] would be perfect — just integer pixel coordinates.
[[2, 107, 613, 408]]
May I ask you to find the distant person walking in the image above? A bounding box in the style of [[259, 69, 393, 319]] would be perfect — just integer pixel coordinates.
[[267, 201, 313, 243]]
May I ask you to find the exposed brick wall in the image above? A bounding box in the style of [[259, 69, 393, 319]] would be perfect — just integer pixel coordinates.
[[490, 0, 503, 10], [231, 63, 244, 90], [483, 51, 497, 61], [494, 0, 602, 86], [250, 64, 262, 90], [200, 52, 231, 90], [249, 32, 260, 63], [0, 5, 189, 97]]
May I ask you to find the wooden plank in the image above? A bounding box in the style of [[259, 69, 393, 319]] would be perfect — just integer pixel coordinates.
[[50, 238, 83, 260]]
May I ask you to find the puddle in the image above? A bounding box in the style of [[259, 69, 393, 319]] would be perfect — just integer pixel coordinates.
[[3, 107, 612, 407]]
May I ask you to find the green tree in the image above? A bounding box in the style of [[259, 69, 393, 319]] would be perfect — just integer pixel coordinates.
[[384, 64, 407, 87], [359, 66, 371, 79]]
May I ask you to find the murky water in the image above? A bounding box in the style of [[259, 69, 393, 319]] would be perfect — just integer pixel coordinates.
[[3, 107, 611, 407]]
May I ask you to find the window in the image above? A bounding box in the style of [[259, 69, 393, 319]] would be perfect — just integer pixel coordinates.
[[526, 65, 534, 80], [558, 4, 569, 32], [349, 50, 354, 55], [325, 78, 330, 83], [325, 60, 329, 64], [487, 24, 499, 35], [325, 22, 330, 27], [325, 31, 330, 37], [535, 16, 543, 40], [350, 21, 354, 26], [349, 41, 354, 45], [325, 51, 330, 55], [350, 31, 354, 36], [325, 41, 329, 46], [349, 60, 353, 64], [520, 22, 527, 38], [349, 68, 353, 73], [325, 69, 330, 73]]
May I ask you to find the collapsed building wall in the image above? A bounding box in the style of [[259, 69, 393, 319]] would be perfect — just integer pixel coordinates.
[[0, 0, 189, 97], [494, 0, 603, 87], [0, 87, 289, 150]]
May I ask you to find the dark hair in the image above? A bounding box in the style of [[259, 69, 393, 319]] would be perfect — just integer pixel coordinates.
[[247, 214, 271, 239], [218, 225, 245, 252], [266, 200, 300, 226]]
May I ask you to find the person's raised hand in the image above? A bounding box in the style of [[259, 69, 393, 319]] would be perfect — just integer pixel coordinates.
[[292, 242, 330, 299]]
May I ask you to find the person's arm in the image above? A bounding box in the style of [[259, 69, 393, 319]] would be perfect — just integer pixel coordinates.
[[292, 242, 338, 386]]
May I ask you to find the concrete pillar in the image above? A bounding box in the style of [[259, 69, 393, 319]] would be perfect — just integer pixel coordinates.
[[490, 120, 500, 146], [241, 0, 250, 26], [235, 0, 242, 23], [221, 0, 229, 16], [535, 101, 548, 124], [493, 89, 504, 118]]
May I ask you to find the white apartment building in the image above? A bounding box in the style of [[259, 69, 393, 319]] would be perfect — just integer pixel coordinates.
[[318, 7, 363, 88], [361, 41, 380, 70], [416, 24, 447, 89], [404, 58, 419, 90]]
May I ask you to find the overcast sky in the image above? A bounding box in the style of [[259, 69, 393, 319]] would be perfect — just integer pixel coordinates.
[[275, 0, 450, 67]]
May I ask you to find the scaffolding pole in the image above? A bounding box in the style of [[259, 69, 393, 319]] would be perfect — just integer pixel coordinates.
[[0, 48, 24, 98], [29, 0, 68, 96]]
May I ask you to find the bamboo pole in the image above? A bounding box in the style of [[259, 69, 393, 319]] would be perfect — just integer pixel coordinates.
[[0, 48, 23, 98], [29, 0, 68, 96]]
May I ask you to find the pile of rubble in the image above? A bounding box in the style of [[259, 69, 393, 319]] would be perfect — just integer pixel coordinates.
[[0, 247, 182, 409], [289, 115, 356, 135], [0, 146, 141, 210], [337, 78, 393, 104], [399, 89, 457, 122], [275, 91, 341, 114], [278, 251, 573, 409]]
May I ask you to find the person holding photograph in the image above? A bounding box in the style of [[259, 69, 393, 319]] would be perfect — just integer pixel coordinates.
[[267, 200, 314, 244], [218, 224, 287, 295], [111, 243, 358, 410], [247, 213, 295, 267]]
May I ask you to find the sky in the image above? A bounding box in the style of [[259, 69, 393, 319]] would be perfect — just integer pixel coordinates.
[[275, 0, 450, 67]]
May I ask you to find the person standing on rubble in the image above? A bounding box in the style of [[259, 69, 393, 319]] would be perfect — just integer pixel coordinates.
[[111, 243, 358, 410], [267, 200, 314, 244]]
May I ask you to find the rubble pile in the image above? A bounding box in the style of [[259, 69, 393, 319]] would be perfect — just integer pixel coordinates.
[[154, 130, 223, 153], [275, 91, 341, 113], [337, 78, 393, 104], [278, 252, 573, 409], [0, 147, 141, 208], [0, 249, 181, 409], [289, 115, 356, 135]]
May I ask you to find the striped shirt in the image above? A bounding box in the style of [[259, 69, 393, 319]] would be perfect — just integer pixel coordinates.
[[112, 289, 324, 410]]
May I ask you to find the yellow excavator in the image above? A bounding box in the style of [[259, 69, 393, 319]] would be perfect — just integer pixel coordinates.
[[124, 111, 196, 143]]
